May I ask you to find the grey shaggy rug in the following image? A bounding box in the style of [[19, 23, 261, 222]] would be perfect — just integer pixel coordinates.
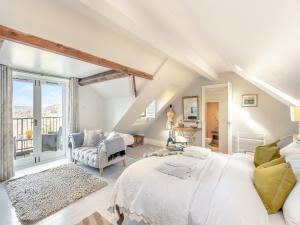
[[126, 144, 165, 159], [5, 164, 107, 224]]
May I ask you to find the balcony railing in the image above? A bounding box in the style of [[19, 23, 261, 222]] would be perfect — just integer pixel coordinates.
[[13, 117, 62, 158]]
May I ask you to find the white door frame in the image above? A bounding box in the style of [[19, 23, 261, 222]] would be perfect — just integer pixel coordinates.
[[13, 71, 69, 168], [201, 82, 233, 154]]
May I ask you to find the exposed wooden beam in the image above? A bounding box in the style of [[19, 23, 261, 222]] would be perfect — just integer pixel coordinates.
[[78, 70, 128, 86], [132, 75, 137, 97], [0, 25, 153, 80]]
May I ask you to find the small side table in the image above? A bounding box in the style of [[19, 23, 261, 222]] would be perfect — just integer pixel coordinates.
[[172, 127, 199, 145], [129, 135, 144, 147]]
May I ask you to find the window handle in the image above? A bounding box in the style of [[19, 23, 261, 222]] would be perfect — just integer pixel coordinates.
[[32, 119, 38, 126]]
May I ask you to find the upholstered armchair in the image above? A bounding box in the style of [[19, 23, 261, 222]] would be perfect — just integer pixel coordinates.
[[69, 132, 127, 176]]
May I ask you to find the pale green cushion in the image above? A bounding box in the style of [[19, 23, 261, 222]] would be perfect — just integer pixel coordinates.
[[254, 142, 281, 167], [254, 163, 297, 214]]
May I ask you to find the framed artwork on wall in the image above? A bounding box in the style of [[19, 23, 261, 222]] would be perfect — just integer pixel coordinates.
[[242, 94, 257, 107], [182, 96, 199, 122]]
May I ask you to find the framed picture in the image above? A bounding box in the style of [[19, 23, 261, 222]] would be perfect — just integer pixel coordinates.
[[182, 96, 199, 122], [242, 94, 257, 107]]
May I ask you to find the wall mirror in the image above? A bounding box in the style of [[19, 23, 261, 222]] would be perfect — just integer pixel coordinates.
[[182, 96, 199, 122]]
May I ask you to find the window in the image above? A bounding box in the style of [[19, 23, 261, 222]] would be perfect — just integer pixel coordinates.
[[141, 101, 156, 119]]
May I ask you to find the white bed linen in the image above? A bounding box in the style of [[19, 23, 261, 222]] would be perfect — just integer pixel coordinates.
[[110, 153, 269, 225], [269, 212, 287, 225], [117, 132, 134, 146], [183, 146, 211, 159]]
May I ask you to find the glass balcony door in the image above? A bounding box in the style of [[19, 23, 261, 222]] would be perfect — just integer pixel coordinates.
[[39, 81, 66, 161], [13, 72, 67, 168], [13, 79, 36, 167]]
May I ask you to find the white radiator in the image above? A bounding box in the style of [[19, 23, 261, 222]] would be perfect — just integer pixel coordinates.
[[237, 133, 266, 153]]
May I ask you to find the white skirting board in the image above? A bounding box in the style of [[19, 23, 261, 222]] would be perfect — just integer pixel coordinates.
[[144, 138, 166, 147]]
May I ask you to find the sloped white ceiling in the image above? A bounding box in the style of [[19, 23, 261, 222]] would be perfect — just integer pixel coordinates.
[[0, 40, 109, 77], [62, 0, 300, 102]]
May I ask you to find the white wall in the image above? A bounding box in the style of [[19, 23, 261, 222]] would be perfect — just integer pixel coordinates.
[[104, 96, 135, 131], [78, 86, 105, 130], [114, 59, 198, 134], [219, 72, 297, 151], [79, 86, 135, 131], [145, 72, 298, 152], [145, 77, 211, 146]]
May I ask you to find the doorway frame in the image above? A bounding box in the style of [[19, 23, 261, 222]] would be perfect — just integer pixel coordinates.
[[13, 70, 69, 169], [201, 82, 233, 154]]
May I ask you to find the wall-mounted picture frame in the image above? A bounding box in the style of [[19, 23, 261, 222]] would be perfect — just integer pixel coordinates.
[[242, 94, 257, 107], [182, 96, 199, 122]]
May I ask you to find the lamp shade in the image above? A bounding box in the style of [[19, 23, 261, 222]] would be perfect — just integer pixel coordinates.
[[290, 106, 300, 122]]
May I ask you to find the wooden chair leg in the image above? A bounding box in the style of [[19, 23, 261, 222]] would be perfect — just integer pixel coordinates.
[[99, 168, 104, 176], [122, 158, 127, 167], [116, 205, 124, 225]]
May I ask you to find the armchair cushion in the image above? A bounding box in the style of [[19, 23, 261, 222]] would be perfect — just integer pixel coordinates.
[[83, 129, 105, 147], [72, 146, 99, 168], [69, 132, 84, 149]]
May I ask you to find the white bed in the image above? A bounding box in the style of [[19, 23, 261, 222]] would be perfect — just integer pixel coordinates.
[[269, 212, 286, 225], [110, 152, 273, 225], [116, 132, 134, 147]]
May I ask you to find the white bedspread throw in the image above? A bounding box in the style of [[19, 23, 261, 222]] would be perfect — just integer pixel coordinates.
[[109, 154, 269, 225]]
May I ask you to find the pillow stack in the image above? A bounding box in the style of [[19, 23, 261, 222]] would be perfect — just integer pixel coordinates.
[[254, 142, 281, 167], [253, 142, 297, 214]]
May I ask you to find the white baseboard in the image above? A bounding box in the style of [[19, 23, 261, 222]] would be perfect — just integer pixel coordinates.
[[144, 138, 166, 147]]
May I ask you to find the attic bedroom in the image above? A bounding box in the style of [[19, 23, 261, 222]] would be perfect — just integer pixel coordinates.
[[0, 1, 299, 225]]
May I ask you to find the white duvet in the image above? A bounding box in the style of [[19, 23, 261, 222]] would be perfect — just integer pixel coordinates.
[[109, 153, 269, 225], [117, 132, 134, 146]]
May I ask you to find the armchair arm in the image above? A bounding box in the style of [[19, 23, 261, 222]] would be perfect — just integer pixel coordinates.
[[98, 148, 108, 166], [69, 132, 84, 150], [97, 143, 126, 169]]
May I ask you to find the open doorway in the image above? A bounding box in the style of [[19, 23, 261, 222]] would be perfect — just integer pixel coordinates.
[[202, 83, 232, 154], [205, 102, 220, 151]]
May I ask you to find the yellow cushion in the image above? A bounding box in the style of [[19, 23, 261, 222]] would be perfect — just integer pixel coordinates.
[[257, 156, 286, 169], [254, 142, 281, 167], [254, 163, 297, 214]]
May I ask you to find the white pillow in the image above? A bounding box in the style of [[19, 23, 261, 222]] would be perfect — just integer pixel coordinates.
[[283, 181, 300, 225], [83, 129, 102, 146], [281, 141, 300, 157], [286, 154, 300, 178], [283, 152, 300, 225]]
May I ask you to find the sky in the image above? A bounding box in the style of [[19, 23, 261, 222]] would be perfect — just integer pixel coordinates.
[[13, 80, 62, 108]]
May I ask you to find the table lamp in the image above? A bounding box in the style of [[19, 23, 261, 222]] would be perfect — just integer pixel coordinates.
[[290, 106, 300, 140]]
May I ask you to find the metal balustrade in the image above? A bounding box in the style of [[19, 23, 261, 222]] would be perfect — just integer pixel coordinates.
[[13, 117, 62, 158]]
